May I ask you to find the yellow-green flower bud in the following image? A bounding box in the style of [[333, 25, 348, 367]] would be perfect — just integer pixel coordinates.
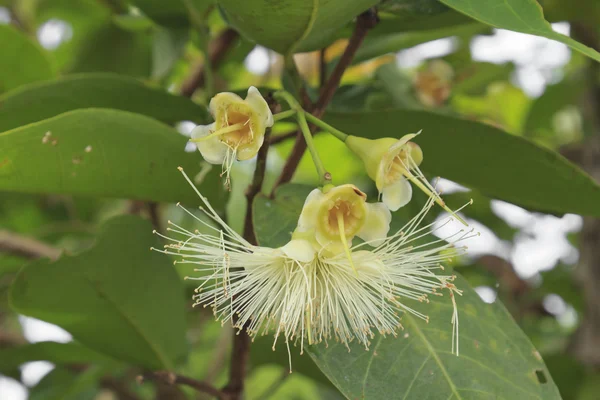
[[346, 133, 422, 211]]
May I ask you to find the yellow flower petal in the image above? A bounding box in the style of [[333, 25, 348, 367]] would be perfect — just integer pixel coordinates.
[[280, 239, 316, 263]]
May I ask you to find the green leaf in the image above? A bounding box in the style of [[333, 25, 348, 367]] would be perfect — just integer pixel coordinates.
[[252, 184, 312, 248], [0, 73, 209, 132], [0, 25, 54, 93], [218, 0, 378, 54], [354, 23, 486, 65], [0, 342, 115, 374], [306, 273, 561, 400], [152, 27, 190, 79], [0, 109, 223, 205], [323, 110, 600, 217], [10, 215, 187, 369], [70, 24, 152, 77], [439, 0, 600, 63], [129, 0, 190, 26], [29, 366, 104, 400]]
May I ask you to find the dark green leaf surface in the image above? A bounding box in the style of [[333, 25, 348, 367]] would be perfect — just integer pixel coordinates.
[[324, 110, 600, 217], [439, 0, 600, 63], [0, 25, 54, 93], [0, 342, 115, 374], [0, 109, 223, 205], [29, 366, 104, 400], [354, 23, 485, 64], [307, 273, 561, 400], [252, 184, 312, 248], [218, 0, 378, 54], [10, 216, 187, 369], [0, 73, 209, 132]]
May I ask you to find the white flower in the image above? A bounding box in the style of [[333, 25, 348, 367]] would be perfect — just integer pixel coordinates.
[[190, 87, 274, 187], [153, 169, 472, 368]]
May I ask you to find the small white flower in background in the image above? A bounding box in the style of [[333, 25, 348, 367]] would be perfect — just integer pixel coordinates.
[[190, 87, 273, 187], [152, 168, 471, 370]]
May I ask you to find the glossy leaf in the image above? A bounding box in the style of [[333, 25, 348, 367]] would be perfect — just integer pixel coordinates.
[[0, 25, 54, 93], [0, 109, 223, 205], [323, 110, 600, 216], [307, 273, 561, 399], [10, 216, 188, 369], [252, 184, 312, 248], [0, 73, 209, 132], [218, 0, 378, 54], [29, 366, 104, 400], [0, 342, 115, 374], [354, 23, 485, 64], [439, 0, 600, 63]]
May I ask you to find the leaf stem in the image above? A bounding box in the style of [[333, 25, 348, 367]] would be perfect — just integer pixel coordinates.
[[275, 91, 331, 186], [304, 113, 348, 142], [273, 109, 297, 122]]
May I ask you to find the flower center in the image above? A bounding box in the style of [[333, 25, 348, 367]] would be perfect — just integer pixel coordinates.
[[220, 110, 254, 147], [323, 198, 364, 238], [384, 148, 410, 185]]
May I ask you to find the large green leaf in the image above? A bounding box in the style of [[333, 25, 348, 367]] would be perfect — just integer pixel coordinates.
[[10, 216, 187, 369], [323, 110, 600, 217], [29, 366, 105, 400], [0, 109, 223, 204], [354, 23, 486, 64], [0, 73, 209, 132], [252, 184, 560, 399], [439, 0, 600, 63], [307, 273, 561, 400], [218, 0, 378, 54], [0, 342, 115, 374], [0, 25, 54, 93]]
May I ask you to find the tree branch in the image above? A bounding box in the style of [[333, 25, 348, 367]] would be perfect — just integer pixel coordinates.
[[181, 28, 239, 98], [0, 230, 62, 261], [139, 371, 224, 399], [270, 9, 378, 192]]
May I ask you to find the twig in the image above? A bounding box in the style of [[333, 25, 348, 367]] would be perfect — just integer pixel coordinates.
[[181, 28, 239, 98], [270, 9, 379, 192], [243, 127, 272, 243], [139, 371, 224, 399], [0, 230, 62, 261], [319, 48, 327, 89]]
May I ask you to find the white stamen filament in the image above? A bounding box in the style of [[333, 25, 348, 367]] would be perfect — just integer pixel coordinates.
[[152, 168, 469, 366]]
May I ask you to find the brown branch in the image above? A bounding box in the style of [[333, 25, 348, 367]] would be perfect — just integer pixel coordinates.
[[242, 128, 272, 244], [181, 28, 239, 98], [270, 9, 379, 192], [0, 230, 62, 261], [139, 371, 224, 399], [319, 48, 327, 89]]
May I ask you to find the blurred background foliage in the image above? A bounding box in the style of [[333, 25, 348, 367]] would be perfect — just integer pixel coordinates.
[[1, 0, 600, 399]]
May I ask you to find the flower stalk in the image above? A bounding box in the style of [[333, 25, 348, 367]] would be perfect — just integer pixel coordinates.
[[274, 91, 332, 186]]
